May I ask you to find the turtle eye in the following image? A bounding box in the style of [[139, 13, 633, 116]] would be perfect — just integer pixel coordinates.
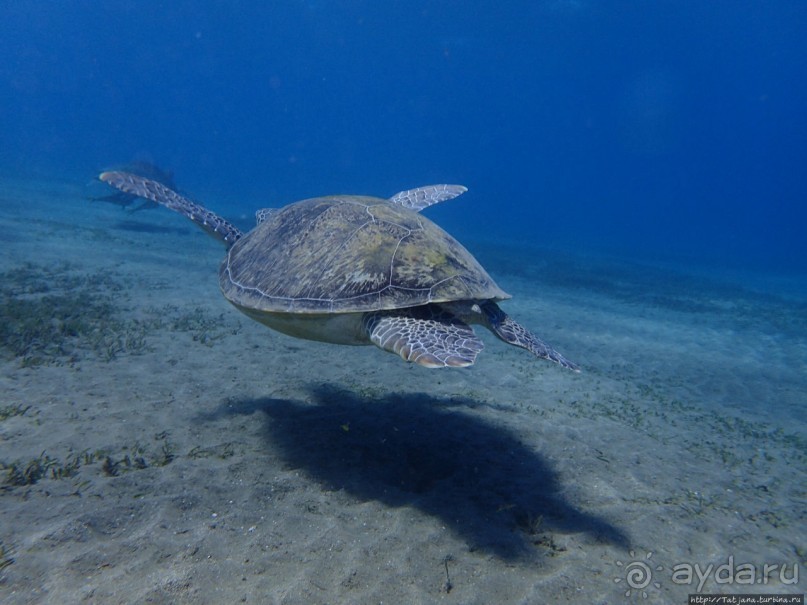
[[471, 303, 481, 314]]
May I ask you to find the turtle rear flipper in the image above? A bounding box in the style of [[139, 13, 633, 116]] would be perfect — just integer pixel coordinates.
[[364, 306, 484, 368], [99, 171, 243, 246], [480, 302, 580, 372], [255, 208, 279, 225]]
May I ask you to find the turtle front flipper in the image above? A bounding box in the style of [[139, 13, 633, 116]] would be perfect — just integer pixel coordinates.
[[388, 184, 468, 212], [480, 302, 580, 372], [363, 306, 484, 368], [99, 171, 243, 246]]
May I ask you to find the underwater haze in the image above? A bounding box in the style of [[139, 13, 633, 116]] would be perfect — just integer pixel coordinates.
[[2, 0, 806, 274]]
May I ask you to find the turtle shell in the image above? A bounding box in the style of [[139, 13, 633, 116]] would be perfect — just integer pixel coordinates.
[[219, 195, 510, 313]]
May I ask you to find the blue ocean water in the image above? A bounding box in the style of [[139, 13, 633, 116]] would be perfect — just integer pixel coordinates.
[[2, 5, 807, 602], [2, 1, 805, 275]]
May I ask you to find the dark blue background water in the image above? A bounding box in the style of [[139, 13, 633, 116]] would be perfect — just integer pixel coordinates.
[[2, 1, 805, 274]]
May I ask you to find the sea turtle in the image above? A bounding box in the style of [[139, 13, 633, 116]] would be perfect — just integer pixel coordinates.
[[99, 171, 579, 370]]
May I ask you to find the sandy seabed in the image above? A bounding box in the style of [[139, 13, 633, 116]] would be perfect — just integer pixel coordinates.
[[0, 177, 804, 604]]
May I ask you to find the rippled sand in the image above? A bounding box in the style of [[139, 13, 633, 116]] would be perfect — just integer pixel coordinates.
[[1, 177, 804, 604]]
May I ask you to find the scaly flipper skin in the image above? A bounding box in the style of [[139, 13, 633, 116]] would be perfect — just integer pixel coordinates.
[[99, 171, 243, 246], [388, 184, 468, 212], [363, 305, 484, 367], [480, 301, 580, 371], [255, 208, 279, 225]]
